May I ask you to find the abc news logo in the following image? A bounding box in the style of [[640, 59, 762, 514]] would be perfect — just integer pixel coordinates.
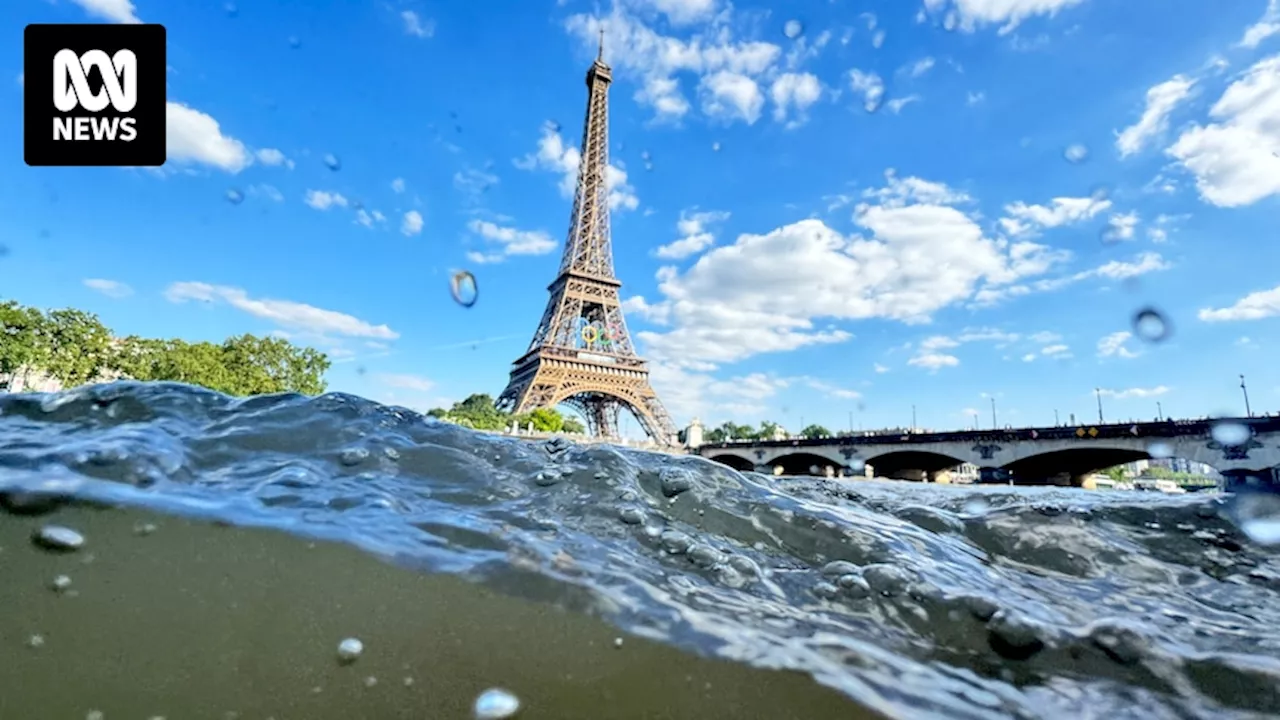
[[24, 23, 166, 167]]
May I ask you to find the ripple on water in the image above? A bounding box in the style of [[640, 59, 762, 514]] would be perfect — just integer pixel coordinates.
[[0, 381, 1278, 718]]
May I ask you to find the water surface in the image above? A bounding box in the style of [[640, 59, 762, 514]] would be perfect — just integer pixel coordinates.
[[2, 382, 1278, 719]]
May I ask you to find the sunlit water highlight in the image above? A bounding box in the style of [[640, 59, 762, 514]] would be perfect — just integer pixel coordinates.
[[2, 382, 1279, 719]]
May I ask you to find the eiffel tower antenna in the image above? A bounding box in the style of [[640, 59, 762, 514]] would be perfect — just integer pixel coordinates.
[[496, 36, 679, 446]]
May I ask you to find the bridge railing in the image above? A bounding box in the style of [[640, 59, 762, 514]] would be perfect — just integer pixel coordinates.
[[696, 416, 1280, 452]]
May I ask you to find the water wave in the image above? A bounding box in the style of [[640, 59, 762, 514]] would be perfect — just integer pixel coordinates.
[[2, 382, 1278, 719]]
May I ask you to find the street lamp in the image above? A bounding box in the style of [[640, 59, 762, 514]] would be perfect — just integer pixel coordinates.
[[1054, 408, 1060, 426], [971, 411, 979, 430], [911, 404, 917, 431], [990, 397, 997, 429], [1156, 401, 1163, 421], [1095, 387, 1104, 424], [1240, 374, 1253, 418]]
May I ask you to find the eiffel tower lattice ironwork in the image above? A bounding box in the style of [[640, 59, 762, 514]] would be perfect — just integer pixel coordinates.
[[496, 33, 678, 446]]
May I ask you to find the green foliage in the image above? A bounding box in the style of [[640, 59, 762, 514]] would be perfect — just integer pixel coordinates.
[[428, 393, 585, 435], [1103, 466, 1127, 482], [704, 420, 789, 443], [800, 424, 832, 439], [0, 299, 329, 396]]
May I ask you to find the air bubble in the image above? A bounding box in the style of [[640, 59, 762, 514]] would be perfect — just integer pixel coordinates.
[[225, 189, 244, 205], [783, 19, 804, 39], [450, 271, 478, 307], [641, 150, 654, 171], [1132, 307, 1171, 343], [323, 153, 341, 171], [32, 525, 84, 552], [1211, 422, 1250, 447], [473, 688, 520, 719], [1147, 442, 1174, 459], [1063, 144, 1088, 163], [711, 141, 721, 152], [50, 575, 72, 592], [337, 637, 364, 664], [288, 36, 301, 49]]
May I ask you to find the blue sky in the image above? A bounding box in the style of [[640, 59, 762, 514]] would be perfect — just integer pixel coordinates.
[[4, 0, 1280, 438]]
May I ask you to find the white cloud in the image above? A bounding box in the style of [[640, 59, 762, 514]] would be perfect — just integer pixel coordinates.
[[655, 209, 729, 259], [164, 282, 398, 340], [848, 69, 885, 112], [920, 0, 1087, 35], [874, 363, 890, 373], [400, 10, 435, 38], [906, 56, 936, 78], [972, 251, 1171, 306], [255, 148, 293, 168], [886, 95, 921, 114], [454, 168, 499, 198], [700, 71, 765, 124], [1167, 55, 1280, 207], [769, 72, 822, 126], [1239, 0, 1280, 49], [998, 194, 1111, 238], [1102, 211, 1140, 242], [515, 121, 639, 211], [872, 30, 886, 49], [166, 102, 252, 173], [465, 219, 556, 264], [1099, 385, 1169, 400], [401, 210, 424, 237], [1115, 74, 1195, 158], [248, 184, 284, 203], [909, 352, 960, 371], [391, 178, 406, 193], [304, 190, 348, 210], [563, 5, 785, 125], [1041, 343, 1070, 357], [907, 329, 1020, 370], [70, 0, 141, 23], [967, 91, 986, 105], [379, 373, 434, 392], [632, 173, 1068, 373], [1199, 284, 1280, 322], [355, 209, 387, 228], [83, 278, 133, 298], [1097, 331, 1140, 358]]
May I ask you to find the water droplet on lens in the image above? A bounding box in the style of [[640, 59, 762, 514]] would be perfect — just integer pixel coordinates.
[[473, 688, 520, 719], [323, 153, 341, 171], [1147, 442, 1173, 459], [1132, 307, 1171, 343], [337, 637, 364, 664], [450, 270, 478, 307], [1090, 184, 1111, 202], [1063, 143, 1088, 163], [225, 188, 244, 205], [1229, 491, 1280, 544], [711, 141, 722, 152], [1212, 421, 1250, 446], [224, 2, 237, 17], [0, 243, 9, 257], [288, 36, 301, 49], [783, 19, 804, 39]]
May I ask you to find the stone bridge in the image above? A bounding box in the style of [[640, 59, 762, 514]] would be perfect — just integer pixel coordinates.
[[694, 417, 1280, 490]]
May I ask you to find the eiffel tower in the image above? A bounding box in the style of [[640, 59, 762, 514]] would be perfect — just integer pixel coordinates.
[[496, 32, 678, 446]]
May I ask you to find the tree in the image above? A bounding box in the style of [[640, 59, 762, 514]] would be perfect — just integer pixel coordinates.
[[1103, 466, 1127, 482], [0, 299, 330, 396], [757, 421, 781, 440], [800, 424, 832, 439], [562, 416, 586, 434]]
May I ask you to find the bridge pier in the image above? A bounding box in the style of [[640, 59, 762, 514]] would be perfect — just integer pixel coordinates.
[[1222, 468, 1279, 492], [1072, 474, 1097, 490]]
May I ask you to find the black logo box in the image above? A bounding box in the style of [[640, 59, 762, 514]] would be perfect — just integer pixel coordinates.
[[24, 23, 167, 167]]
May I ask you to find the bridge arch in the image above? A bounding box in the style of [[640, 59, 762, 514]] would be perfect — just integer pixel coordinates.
[[771, 452, 846, 477], [707, 453, 754, 472], [864, 450, 966, 481]]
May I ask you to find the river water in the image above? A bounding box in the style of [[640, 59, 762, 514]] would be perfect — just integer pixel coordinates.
[[2, 381, 1279, 719]]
